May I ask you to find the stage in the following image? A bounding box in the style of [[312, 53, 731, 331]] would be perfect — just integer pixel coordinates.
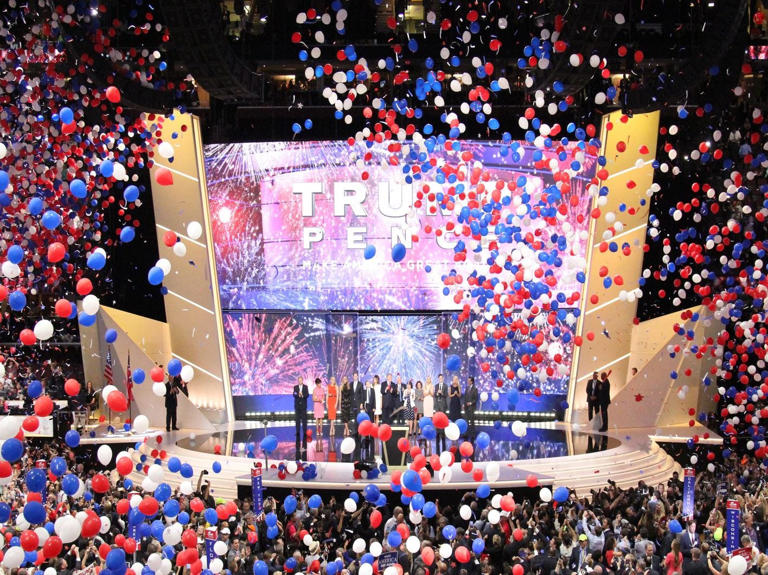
[[118, 420, 721, 501]]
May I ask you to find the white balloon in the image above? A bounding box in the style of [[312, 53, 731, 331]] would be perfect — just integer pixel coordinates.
[[359, 564, 373, 575], [181, 365, 195, 383], [148, 464, 164, 483], [55, 515, 81, 543], [486, 461, 501, 483], [82, 294, 100, 315], [133, 415, 149, 434], [100, 516, 111, 534], [728, 554, 747, 575], [130, 494, 142, 508], [163, 526, 181, 546], [370, 541, 382, 557], [131, 564, 144, 575], [1, 261, 20, 279], [439, 467, 453, 484], [3, 547, 24, 569], [210, 559, 224, 574], [511, 420, 527, 437], [539, 487, 552, 502], [97, 444, 113, 466], [102, 385, 118, 402], [147, 554, 163, 571], [439, 543, 452, 559], [405, 535, 421, 554], [286, 461, 298, 474], [179, 480, 193, 495], [16, 515, 30, 530], [152, 382, 166, 397], [352, 538, 366, 554], [459, 505, 472, 520], [44, 568, 56, 575], [156, 258, 171, 276], [445, 423, 460, 441], [141, 477, 157, 492], [491, 494, 502, 508], [344, 498, 357, 513], [213, 540, 228, 556], [0, 416, 20, 440], [34, 319, 54, 341], [74, 478, 85, 499], [488, 509, 500, 524], [35, 526, 50, 546], [173, 242, 187, 258], [186, 221, 203, 240], [340, 437, 356, 455], [439, 451, 453, 468], [384, 567, 398, 575], [157, 142, 175, 159], [303, 534, 313, 547], [408, 510, 422, 525], [0, 144, 6, 159]]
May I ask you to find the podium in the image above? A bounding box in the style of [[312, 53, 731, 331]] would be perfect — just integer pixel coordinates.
[[380, 425, 409, 468]]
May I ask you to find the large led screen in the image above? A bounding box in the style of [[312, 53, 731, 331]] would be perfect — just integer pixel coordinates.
[[205, 141, 596, 311]]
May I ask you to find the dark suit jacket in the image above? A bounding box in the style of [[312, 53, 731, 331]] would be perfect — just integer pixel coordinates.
[[352, 381, 365, 409], [597, 379, 611, 406], [586, 378, 599, 403], [464, 385, 478, 413], [293, 384, 309, 411], [679, 531, 699, 559], [570, 545, 589, 571], [434, 382, 448, 412], [365, 386, 375, 413], [684, 559, 709, 575], [164, 382, 178, 408]]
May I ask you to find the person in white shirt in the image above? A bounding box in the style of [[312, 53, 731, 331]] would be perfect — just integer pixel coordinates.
[[581, 510, 605, 553]]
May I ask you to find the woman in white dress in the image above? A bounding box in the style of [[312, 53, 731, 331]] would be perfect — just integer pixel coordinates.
[[423, 376, 435, 418], [373, 375, 383, 425]]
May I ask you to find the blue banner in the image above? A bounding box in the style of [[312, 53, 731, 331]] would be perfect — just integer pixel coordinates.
[[127, 522, 139, 542], [682, 468, 695, 518], [205, 527, 218, 568], [726, 499, 740, 554], [252, 467, 264, 515]]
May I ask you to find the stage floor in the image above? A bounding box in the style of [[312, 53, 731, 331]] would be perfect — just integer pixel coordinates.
[[118, 420, 720, 500]]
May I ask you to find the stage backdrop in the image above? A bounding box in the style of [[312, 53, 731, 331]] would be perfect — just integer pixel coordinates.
[[204, 141, 597, 416]]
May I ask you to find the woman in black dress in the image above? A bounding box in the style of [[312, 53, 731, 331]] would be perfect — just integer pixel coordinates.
[[448, 375, 462, 421], [340, 376, 354, 436]]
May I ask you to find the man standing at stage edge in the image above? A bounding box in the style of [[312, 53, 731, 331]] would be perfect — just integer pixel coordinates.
[[464, 376, 478, 440], [586, 371, 599, 422], [434, 374, 448, 451], [597, 371, 611, 432], [293, 376, 309, 455]]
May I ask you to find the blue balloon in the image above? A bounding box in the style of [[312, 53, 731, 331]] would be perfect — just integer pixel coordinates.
[[27, 380, 43, 399], [167, 359, 182, 377], [180, 463, 194, 478], [364, 483, 380, 503], [357, 412, 371, 424], [455, 418, 468, 434], [106, 549, 126, 570], [167, 457, 181, 473], [133, 368, 145, 384], [476, 484, 491, 499], [120, 227, 135, 243], [65, 430, 80, 448], [61, 474, 80, 496], [69, 179, 87, 199], [50, 456, 67, 476], [177, 511, 190, 525], [284, 495, 297, 514], [59, 107, 74, 124], [9, 290, 26, 311], [87, 251, 106, 270], [410, 493, 425, 511], [7, 245, 23, 264], [0, 171, 8, 191], [260, 435, 278, 453], [476, 432, 490, 449], [253, 561, 268, 575], [0, 503, 10, 523], [391, 242, 406, 262], [100, 160, 114, 178], [668, 519, 682, 534], [387, 530, 402, 548], [442, 525, 457, 540], [266, 525, 278, 539], [364, 245, 376, 260], [507, 388, 520, 408], [204, 508, 218, 525], [212, 461, 222, 473], [265, 512, 278, 527], [422, 501, 437, 518], [23, 501, 46, 524], [308, 494, 322, 509], [105, 329, 118, 343], [401, 469, 422, 493], [163, 499, 180, 517], [553, 486, 569, 503], [445, 354, 461, 371], [151, 520, 165, 540], [128, 508, 144, 526], [25, 468, 46, 492], [1, 438, 24, 462], [155, 483, 172, 502], [124, 185, 140, 202], [148, 266, 164, 285], [78, 312, 96, 327], [349, 492, 360, 503], [28, 197, 43, 215], [422, 424, 436, 440], [41, 210, 61, 230], [472, 538, 485, 554], [376, 493, 387, 507]]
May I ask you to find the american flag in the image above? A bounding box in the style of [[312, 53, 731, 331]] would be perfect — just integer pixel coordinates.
[[126, 351, 133, 403], [104, 346, 113, 386]]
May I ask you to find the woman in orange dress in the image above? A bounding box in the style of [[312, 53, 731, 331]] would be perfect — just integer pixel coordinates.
[[327, 376, 338, 438]]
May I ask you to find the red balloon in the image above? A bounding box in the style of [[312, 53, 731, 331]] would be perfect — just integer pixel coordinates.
[[526, 474, 539, 488], [54, 299, 72, 318], [513, 528, 524, 541], [189, 498, 205, 513], [460, 459, 473, 473], [429, 454, 442, 471], [419, 468, 431, 486], [76, 278, 93, 296], [176, 549, 198, 566], [182, 528, 198, 549], [436, 333, 451, 349], [409, 445, 422, 459], [81, 515, 101, 538], [190, 559, 203, 575], [459, 441, 474, 458], [358, 420, 373, 436], [116, 498, 130, 514], [501, 495, 516, 512], [150, 366, 165, 382], [370, 509, 382, 528], [124, 538, 137, 554], [116, 457, 133, 476], [64, 379, 80, 396], [155, 168, 174, 186], [91, 473, 110, 494], [20, 329, 36, 345], [455, 546, 470, 563], [396, 523, 410, 540], [43, 536, 63, 558], [115, 535, 126, 547], [107, 390, 128, 412], [105, 86, 121, 103], [20, 530, 38, 551], [163, 230, 178, 247], [0, 461, 13, 478], [432, 412, 449, 429], [34, 396, 53, 417], [47, 242, 66, 263], [397, 438, 410, 452], [138, 496, 159, 517], [22, 416, 39, 432], [216, 504, 228, 520], [412, 454, 427, 470], [513, 565, 524, 575], [378, 424, 392, 441], [421, 547, 435, 566], [98, 542, 111, 560], [225, 501, 238, 517], [472, 468, 483, 481]]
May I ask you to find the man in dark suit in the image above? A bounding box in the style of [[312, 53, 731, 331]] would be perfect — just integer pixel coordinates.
[[597, 371, 611, 432], [352, 372, 365, 412], [165, 376, 179, 431], [293, 376, 309, 455], [685, 548, 709, 575], [586, 371, 599, 421], [680, 520, 700, 565], [464, 376, 479, 440], [382, 373, 396, 424], [570, 535, 590, 572], [434, 374, 448, 452], [396, 374, 406, 424]]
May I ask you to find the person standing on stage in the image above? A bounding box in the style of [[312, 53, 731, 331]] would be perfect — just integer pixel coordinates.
[[312, 378, 326, 440], [164, 375, 179, 432], [352, 372, 365, 412], [434, 374, 448, 452], [464, 376, 478, 440], [448, 374, 462, 422], [423, 377, 434, 418], [403, 381, 416, 436], [414, 380, 424, 420], [396, 374, 406, 424], [382, 373, 396, 424], [327, 376, 338, 439], [340, 376, 354, 437], [372, 375, 383, 424], [597, 371, 611, 432], [293, 376, 309, 453], [586, 371, 599, 421]]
